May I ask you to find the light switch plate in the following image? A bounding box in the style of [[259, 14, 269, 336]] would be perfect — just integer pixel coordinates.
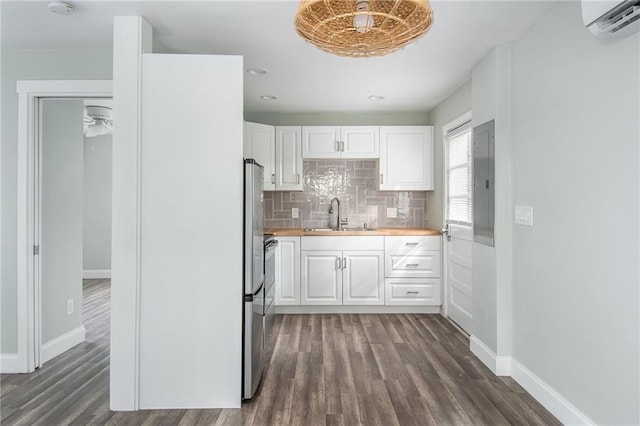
[[514, 205, 533, 226], [387, 207, 398, 218], [66, 298, 74, 315], [291, 208, 299, 219]]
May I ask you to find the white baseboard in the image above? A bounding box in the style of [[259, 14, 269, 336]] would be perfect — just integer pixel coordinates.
[[0, 354, 22, 373], [469, 335, 510, 376], [83, 269, 111, 279], [510, 359, 595, 426], [41, 326, 86, 364], [469, 335, 594, 425], [275, 305, 440, 314]]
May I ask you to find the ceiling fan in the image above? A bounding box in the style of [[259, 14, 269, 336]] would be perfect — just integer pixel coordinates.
[[83, 105, 112, 137]]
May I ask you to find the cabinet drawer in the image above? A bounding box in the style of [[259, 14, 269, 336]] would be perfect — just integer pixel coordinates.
[[385, 251, 440, 278], [385, 278, 441, 305], [384, 236, 440, 252]]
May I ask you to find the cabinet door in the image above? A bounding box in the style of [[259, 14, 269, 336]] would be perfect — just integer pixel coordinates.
[[379, 126, 434, 191], [244, 122, 275, 190], [275, 126, 303, 191], [301, 250, 342, 305], [302, 126, 341, 158], [342, 251, 384, 305], [341, 126, 379, 159], [275, 237, 301, 305]]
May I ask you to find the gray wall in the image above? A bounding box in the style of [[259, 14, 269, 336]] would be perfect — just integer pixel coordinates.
[[1, 48, 112, 354], [510, 3, 639, 424], [41, 99, 84, 343], [83, 134, 112, 271], [244, 110, 429, 126], [426, 80, 472, 229]]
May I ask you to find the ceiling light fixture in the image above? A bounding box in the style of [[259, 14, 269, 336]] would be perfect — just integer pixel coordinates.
[[247, 68, 268, 76], [295, 0, 433, 58], [368, 95, 385, 101], [260, 95, 278, 101], [83, 106, 112, 137], [48, 1, 74, 15]]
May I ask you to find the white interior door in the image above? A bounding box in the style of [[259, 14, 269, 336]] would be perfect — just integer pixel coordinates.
[[443, 114, 473, 334], [38, 99, 85, 366]]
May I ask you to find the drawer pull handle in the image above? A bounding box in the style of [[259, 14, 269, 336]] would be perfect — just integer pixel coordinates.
[[404, 242, 419, 246], [336, 257, 341, 270], [405, 264, 419, 268], [271, 173, 275, 184], [406, 291, 420, 295]]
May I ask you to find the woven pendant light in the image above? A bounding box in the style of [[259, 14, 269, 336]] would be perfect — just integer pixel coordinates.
[[295, 0, 434, 58]]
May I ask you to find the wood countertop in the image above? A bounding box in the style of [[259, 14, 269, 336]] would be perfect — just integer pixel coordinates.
[[264, 227, 442, 237]]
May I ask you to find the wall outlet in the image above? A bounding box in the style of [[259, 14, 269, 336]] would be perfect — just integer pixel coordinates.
[[66, 298, 74, 315], [514, 205, 533, 226], [386, 207, 398, 218], [291, 207, 299, 219]]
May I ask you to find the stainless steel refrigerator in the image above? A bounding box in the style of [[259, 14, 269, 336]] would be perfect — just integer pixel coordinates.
[[243, 159, 264, 400]]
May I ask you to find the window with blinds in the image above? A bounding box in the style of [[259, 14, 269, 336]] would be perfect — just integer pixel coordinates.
[[444, 122, 472, 226]]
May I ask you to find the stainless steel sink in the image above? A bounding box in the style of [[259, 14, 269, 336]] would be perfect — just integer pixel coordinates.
[[304, 227, 377, 232]]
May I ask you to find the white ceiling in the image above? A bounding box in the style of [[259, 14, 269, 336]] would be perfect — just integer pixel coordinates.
[[1, 0, 558, 113]]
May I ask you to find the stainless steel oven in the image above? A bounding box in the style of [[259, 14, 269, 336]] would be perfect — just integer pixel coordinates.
[[263, 237, 277, 347]]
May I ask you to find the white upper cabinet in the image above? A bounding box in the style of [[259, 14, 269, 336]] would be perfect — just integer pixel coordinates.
[[379, 126, 434, 191], [341, 126, 379, 158], [302, 126, 379, 159], [275, 126, 303, 191], [244, 122, 275, 190], [302, 126, 341, 158]]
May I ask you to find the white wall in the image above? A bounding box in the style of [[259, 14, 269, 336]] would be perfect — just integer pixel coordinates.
[[41, 99, 84, 345], [510, 3, 639, 424], [1, 48, 112, 355], [83, 134, 112, 272], [426, 80, 472, 229], [470, 45, 513, 354], [137, 53, 243, 408]]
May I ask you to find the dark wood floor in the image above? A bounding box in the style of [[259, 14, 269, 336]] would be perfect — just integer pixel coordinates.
[[1, 279, 560, 425]]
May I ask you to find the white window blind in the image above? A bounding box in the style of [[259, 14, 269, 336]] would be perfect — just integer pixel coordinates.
[[445, 122, 472, 226]]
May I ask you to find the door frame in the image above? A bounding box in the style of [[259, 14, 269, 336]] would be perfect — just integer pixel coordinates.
[[15, 80, 112, 373], [441, 111, 472, 322]]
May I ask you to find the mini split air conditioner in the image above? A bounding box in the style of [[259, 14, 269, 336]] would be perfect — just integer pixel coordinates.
[[583, 0, 640, 38]]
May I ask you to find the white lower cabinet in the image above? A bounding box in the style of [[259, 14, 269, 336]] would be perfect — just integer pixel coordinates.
[[301, 250, 342, 305], [342, 251, 384, 305], [384, 236, 442, 306], [275, 237, 301, 305], [301, 236, 384, 306], [275, 235, 441, 308]]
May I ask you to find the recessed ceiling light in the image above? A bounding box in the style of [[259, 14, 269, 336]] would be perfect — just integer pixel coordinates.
[[368, 95, 385, 101], [48, 1, 74, 15], [260, 95, 278, 101], [247, 68, 268, 76]]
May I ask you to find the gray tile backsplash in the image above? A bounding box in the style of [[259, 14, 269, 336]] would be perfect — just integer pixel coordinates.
[[264, 160, 427, 229]]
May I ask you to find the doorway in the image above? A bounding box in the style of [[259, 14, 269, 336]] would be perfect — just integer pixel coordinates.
[[15, 80, 112, 372], [36, 98, 113, 368], [443, 112, 473, 334]]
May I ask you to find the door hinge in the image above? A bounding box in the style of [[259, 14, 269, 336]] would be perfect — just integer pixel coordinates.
[[34, 245, 40, 255]]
